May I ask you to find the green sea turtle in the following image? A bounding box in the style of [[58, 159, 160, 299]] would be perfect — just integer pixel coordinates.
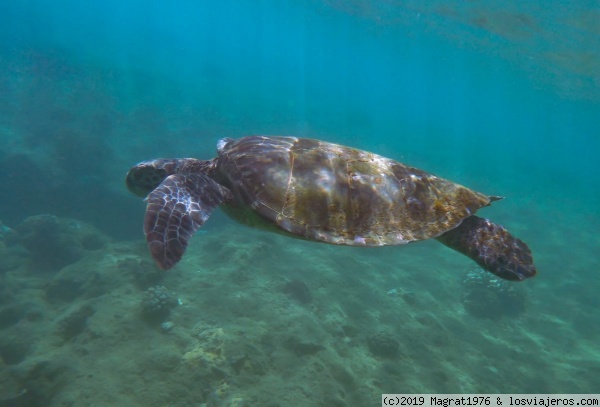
[[126, 136, 536, 281]]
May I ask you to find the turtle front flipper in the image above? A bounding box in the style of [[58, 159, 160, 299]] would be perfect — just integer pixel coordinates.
[[436, 216, 537, 281], [144, 173, 232, 269]]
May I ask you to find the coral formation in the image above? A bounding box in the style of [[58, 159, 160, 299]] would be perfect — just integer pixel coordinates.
[[141, 286, 178, 322]]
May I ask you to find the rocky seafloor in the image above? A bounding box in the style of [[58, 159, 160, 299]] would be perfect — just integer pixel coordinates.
[[0, 213, 598, 406]]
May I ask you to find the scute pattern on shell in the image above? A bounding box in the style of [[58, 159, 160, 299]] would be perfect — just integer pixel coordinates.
[[216, 136, 492, 246]]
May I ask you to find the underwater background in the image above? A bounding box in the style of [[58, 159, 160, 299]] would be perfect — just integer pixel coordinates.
[[1, 0, 599, 405]]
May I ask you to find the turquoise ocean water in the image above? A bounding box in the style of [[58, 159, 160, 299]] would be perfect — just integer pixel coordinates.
[[1, 1, 599, 405]]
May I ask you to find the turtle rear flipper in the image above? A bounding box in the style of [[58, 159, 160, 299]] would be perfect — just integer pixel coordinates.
[[436, 216, 537, 281], [144, 173, 232, 269]]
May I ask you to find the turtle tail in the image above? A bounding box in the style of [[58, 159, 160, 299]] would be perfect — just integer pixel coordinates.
[[436, 216, 537, 281]]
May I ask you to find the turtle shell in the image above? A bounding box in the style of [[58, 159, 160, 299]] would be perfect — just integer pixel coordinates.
[[215, 136, 491, 246]]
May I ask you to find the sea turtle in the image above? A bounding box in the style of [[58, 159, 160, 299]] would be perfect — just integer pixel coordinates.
[[126, 136, 536, 281]]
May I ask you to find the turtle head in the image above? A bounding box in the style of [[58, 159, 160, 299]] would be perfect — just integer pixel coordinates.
[[217, 138, 234, 154], [127, 158, 218, 197], [126, 159, 180, 197]]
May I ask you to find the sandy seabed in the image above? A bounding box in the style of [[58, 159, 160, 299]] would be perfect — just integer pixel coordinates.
[[0, 211, 598, 406]]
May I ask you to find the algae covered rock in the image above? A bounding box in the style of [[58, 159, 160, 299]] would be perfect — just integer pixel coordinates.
[[367, 331, 400, 358], [57, 304, 95, 341], [0, 221, 29, 272], [10, 214, 110, 272]]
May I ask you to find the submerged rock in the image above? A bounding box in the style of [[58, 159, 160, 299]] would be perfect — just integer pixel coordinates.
[[9, 214, 110, 272], [284, 336, 325, 356], [0, 337, 30, 365], [10, 358, 72, 405], [160, 321, 174, 333], [0, 240, 28, 273], [116, 255, 163, 289], [282, 279, 313, 304], [367, 331, 400, 358], [0, 221, 15, 241], [57, 304, 95, 341]]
